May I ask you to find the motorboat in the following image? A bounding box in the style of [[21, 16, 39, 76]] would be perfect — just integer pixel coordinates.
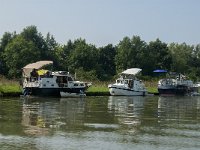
[[158, 73, 199, 96], [108, 68, 147, 96], [21, 61, 91, 97]]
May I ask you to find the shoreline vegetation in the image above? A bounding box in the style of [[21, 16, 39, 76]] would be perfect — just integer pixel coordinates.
[[0, 77, 158, 97], [0, 77, 21, 97]]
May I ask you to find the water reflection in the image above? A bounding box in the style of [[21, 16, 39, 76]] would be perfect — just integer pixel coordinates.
[[157, 96, 200, 134], [158, 96, 200, 123], [0, 98, 23, 135], [59, 98, 85, 128], [108, 96, 146, 134], [22, 97, 85, 135], [22, 96, 149, 136], [155, 96, 200, 149]]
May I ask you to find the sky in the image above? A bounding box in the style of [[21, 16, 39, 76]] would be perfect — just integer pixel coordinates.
[[1, 0, 200, 47]]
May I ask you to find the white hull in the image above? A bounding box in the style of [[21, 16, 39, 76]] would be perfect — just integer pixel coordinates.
[[109, 86, 147, 96], [60, 91, 86, 98]]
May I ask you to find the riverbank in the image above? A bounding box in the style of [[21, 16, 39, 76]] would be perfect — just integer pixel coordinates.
[[0, 77, 21, 97], [0, 79, 158, 97]]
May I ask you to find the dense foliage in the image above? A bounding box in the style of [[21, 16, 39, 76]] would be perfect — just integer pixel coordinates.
[[0, 25, 200, 81]]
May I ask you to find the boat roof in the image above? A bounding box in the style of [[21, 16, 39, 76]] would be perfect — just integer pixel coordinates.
[[23, 61, 53, 69], [22, 60, 53, 77], [121, 68, 142, 75]]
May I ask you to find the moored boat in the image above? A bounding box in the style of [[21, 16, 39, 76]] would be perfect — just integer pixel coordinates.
[[22, 61, 91, 97], [158, 73, 199, 96], [108, 68, 147, 96]]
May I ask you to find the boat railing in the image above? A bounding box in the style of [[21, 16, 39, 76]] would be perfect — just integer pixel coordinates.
[[25, 80, 40, 87], [159, 78, 177, 86], [177, 80, 193, 86]]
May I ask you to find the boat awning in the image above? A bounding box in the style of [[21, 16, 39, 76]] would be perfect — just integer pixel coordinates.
[[153, 69, 167, 73], [23, 61, 53, 69], [121, 68, 142, 75], [22, 61, 53, 77]]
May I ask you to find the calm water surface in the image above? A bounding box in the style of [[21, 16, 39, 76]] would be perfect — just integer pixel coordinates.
[[0, 96, 200, 150]]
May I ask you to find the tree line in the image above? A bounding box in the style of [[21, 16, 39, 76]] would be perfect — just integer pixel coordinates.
[[0, 25, 200, 81]]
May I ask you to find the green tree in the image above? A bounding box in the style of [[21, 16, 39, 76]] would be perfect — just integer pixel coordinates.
[[3, 35, 41, 78], [115, 36, 131, 72], [129, 36, 147, 69], [0, 32, 15, 75], [98, 44, 116, 80], [45, 32, 60, 69], [115, 36, 147, 74], [57, 40, 75, 71], [142, 39, 172, 75], [68, 39, 98, 72], [186, 44, 200, 80], [168, 42, 193, 74], [21, 25, 48, 59]]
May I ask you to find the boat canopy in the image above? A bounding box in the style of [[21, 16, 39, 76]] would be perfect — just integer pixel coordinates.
[[23, 61, 53, 69], [121, 68, 142, 75], [22, 61, 53, 77], [153, 69, 167, 73]]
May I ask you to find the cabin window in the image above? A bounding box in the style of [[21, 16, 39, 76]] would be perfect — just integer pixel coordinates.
[[43, 84, 46, 87], [68, 77, 73, 81], [63, 77, 67, 83], [80, 83, 84, 86], [74, 83, 78, 86], [51, 84, 54, 86]]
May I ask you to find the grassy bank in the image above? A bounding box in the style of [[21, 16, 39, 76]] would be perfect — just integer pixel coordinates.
[[86, 81, 110, 96], [144, 80, 158, 94], [0, 76, 21, 96]]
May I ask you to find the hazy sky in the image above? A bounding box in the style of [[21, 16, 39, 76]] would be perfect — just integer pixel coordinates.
[[1, 0, 200, 47]]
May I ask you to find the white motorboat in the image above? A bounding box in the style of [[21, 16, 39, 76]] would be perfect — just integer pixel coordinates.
[[108, 68, 147, 96], [22, 61, 91, 97]]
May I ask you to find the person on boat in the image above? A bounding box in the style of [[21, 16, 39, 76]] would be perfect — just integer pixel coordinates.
[[45, 70, 51, 78], [30, 68, 39, 81]]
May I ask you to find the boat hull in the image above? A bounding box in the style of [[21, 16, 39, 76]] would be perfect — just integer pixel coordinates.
[[108, 86, 147, 96], [23, 87, 86, 97], [158, 85, 192, 96]]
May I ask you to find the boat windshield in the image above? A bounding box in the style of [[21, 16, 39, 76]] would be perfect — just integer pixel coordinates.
[[116, 79, 130, 84]]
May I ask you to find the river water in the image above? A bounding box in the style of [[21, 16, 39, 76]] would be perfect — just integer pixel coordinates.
[[0, 96, 200, 150]]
